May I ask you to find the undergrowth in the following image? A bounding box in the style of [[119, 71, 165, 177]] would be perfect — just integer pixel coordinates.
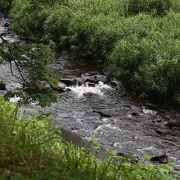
[[0, 97, 178, 179], [6, 0, 180, 106]]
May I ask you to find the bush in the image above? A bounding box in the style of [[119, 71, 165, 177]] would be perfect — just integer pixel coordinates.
[[9, 0, 57, 40], [0, 97, 178, 179], [8, 0, 180, 105], [126, 0, 176, 16], [0, 0, 11, 9]]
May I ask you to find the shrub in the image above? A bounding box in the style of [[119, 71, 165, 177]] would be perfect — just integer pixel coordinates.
[[0, 0, 11, 9], [8, 0, 180, 105], [0, 97, 178, 179]]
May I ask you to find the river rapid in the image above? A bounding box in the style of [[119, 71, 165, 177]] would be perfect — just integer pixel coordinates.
[[0, 11, 180, 170]]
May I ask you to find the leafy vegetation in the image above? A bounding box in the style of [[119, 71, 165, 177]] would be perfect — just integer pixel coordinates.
[[0, 0, 11, 9], [0, 97, 178, 179], [0, 36, 59, 106], [6, 0, 180, 106]]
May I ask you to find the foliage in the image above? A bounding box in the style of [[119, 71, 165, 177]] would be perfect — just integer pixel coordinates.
[[0, 37, 59, 106], [0, 0, 11, 9], [7, 0, 180, 105], [0, 97, 178, 179]]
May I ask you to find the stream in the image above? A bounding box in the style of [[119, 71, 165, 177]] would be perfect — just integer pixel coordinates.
[[0, 11, 180, 170]]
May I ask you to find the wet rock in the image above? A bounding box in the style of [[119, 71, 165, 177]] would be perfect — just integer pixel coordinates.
[[83, 92, 97, 96], [57, 82, 66, 90], [165, 119, 180, 128], [131, 112, 139, 116], [104, 71, 113, 82], [94, 75, 107, 83], [61, 78, 75, 86], [5, 83, 23, 92], [151, 154, 168, 164], [87, 82, 96, 87], [66, 88, 71, 92], [74, 77, 84, 85], [155, 129, 166, 135], [109, 80, 119, 87], [93, 110, 111, 117], [145, 103, 157, 110], [0, 81, 6, 90], [85, 76, 98, 83], [4, 22, 9, 27]]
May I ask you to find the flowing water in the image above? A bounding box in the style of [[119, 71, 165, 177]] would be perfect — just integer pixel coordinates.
[[0, 11, 180, 169]]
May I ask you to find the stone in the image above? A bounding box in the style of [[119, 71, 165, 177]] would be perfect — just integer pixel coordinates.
[[94, 75, 107, 83], [61, 78, 75, 86], [66, 88, 72, 92], [87, 82, 96, 87], [85, 76, 98, 83], [0, 81, 6, 90], [74, 78, 85, 85], [155, 129, 166, 135], [109, 80, 119, 87], [83, 92, 97, 96], [4, 22, 9, 27], [145, 103, 157, 110], [5, 83, 23, 92], [131, 112, 139, 116], [151, 154, 168, 164], [93, 110, 111, 117], [57, 82, 66, 90], [165, 119, 180, 127]]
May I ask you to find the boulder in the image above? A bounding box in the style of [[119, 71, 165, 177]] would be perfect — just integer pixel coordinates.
[[109, 80, 119, 87], [165, 119, 180, 127], [85, 76, 98, 83], [57, 82, 66, 90], [5, 83, 23, 92], [94, 75, 107, 83], [74, 78, 85, 86], [61, 78, 75, 86], [151, 154, 168, 164]]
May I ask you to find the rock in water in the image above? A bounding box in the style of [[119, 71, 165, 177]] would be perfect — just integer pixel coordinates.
[[57, 82, 66, 90], [61, 78, 75, 86], [0, 81, 6, 90], [6, 83, 23, 92], [83, 92, 97, 96]]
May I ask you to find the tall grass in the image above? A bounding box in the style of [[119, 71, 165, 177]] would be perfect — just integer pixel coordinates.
[[0, 97, 178, 179]]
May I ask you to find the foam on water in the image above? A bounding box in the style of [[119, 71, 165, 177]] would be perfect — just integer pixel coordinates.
[[69, 81, 112, 97], [9, 95, 21, 103]]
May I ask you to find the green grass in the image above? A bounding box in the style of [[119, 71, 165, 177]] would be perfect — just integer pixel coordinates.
[[0, 97, 178, 179]]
